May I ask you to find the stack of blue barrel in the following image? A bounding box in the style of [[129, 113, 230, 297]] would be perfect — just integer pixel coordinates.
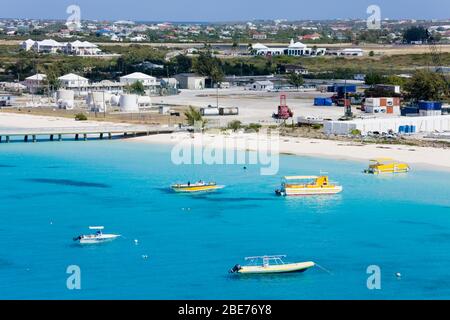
[[398, 125, 417, 134]]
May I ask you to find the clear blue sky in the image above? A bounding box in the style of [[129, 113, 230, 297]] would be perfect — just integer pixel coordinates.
[[2, 0, 449, 21]]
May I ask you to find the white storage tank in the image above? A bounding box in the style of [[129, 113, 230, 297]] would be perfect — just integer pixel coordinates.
[[110, 94, 120, 106], [87, 91, 108, 111], [137, 96, 152, 107], [119, 94, 139, 112], [201, 106, 220, 116], [57, 89, 74, 110]]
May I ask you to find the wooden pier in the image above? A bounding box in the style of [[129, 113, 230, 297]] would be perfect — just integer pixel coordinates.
[[0, 125, 177, 143]]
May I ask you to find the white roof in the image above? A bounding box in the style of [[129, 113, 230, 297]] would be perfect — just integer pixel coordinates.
[[120, 72, 155, 80], [342, 48, 363, 52], [58, 73, 88, 81], [252, 43, 268, 50], [288, 40, 307, 48], [70, 40, 98, 48], [22, 39, 35, 45], [26, 73, 47, 81], [254, 80, 274, 85], [37, 39, 65, 47]]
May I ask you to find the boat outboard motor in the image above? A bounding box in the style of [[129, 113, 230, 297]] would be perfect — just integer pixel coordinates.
[[73, 236, 82, 241], [229, 264, 242, 273]]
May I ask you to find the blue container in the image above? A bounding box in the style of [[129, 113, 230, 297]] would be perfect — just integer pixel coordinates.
[[314, 97, 325, 106], [335, 85, 357, 94], [411, 126, 416, 133], [398, 126, 405, 133], [323, 98, 333, 106], [419, 101, 442, 111]]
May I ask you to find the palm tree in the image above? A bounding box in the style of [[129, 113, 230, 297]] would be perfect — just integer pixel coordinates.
[[184, 106, 207, 129]]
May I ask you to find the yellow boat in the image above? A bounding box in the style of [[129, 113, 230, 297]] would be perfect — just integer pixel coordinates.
[[364, 158, 410, 174], [230, 255, 315, 275], [171, 181, 224, 193], [275, 176, 343, 196]]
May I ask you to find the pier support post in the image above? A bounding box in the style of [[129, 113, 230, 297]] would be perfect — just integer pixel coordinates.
[[50, 135, 54, 141], [124, 132, 128, 137], [32, 135, 36, 143], [24, 135, 28, 142], [108, 133, 112, 140], [100, 133, 103, 140], [133, 132, 137, 137], [75, 134, 79, 141], [58, 134, 62, 142], [0, 136, 2, 143], [83, 134, 87, 141], [6, 136, 10, 143]]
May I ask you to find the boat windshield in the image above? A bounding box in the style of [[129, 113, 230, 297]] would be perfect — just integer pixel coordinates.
[[245, 255, 287, 266]]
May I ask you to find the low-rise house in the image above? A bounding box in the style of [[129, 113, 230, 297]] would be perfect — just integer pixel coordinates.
[[174, 73, 206, 90], [120, 72, 158, 87], [25, 73, 47, 93], [33, 39, 65, 54], [66, 40, 101, 56], [247, 80, 274, 91], [58, 73, 89, 91]]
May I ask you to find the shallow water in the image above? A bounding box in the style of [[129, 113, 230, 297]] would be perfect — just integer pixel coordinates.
[[0, 140, 449, 299]]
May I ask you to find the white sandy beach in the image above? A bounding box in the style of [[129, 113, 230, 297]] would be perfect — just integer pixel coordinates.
[[1, 112, 450, 171], [131, 132, 450, 172]]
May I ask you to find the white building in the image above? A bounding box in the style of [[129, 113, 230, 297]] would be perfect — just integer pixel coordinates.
[[24, 73, 47, 93], [32, 39, 66, 54], [120, 72, 158, 87], [66, 41, 101, 56], [20, 39, 35, 51], [174, 73, 206, 90], [58, 73, 89, 90], [253, 39, 326, 57], [247, 80, 274, 91], [340, 48, 364, 57]]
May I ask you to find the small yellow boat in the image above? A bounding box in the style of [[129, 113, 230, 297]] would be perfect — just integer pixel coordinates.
[[275, 176, 343, 196], [364, 158, 410, 174], [171, 181, 224, 193], [230, 255, 315, 275]]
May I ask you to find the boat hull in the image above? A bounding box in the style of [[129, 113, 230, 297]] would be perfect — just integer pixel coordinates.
[[282, 186, 343, 196], [172, 185, 224, 193], [237, 262, 315, 274], [77, 234, 120, 244]]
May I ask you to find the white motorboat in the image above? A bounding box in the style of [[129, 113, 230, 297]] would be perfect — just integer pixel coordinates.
[[73, 226, 120, 244]]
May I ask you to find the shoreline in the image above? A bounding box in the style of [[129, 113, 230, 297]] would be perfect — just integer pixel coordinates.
[[129, 132, 450, 173], [1, 112, 450, 172]]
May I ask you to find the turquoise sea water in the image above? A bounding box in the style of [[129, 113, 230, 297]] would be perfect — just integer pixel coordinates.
[[0, 140, 449, 299]]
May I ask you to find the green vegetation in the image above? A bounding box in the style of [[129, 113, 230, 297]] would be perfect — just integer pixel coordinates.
[[126, 81, 146, 95], [403, 26, 429, 43], [287, 72, 304, 90], [184, 106, 206, 128], [227, 120, 242, 132], [74, 113, 88, 121], [245, 123, 262, 133], [404, 70, 448, 101]]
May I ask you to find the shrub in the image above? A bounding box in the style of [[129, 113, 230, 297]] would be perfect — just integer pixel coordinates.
[[245, 123, 262, 132], [350, 129, 361, 136], [227, 120, 242, 132], [75, 113, 88, 121]]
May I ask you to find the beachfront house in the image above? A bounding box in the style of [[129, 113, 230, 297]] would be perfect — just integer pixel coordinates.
[[252, 39, 326, 57], [25, 73, 47, 93]]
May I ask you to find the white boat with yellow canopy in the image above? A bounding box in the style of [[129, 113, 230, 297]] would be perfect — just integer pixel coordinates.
[[171, 181, 224, 193], [364, 158, 410, 174], [230, 255, 315, 275], [275, 175, 343, 196]]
